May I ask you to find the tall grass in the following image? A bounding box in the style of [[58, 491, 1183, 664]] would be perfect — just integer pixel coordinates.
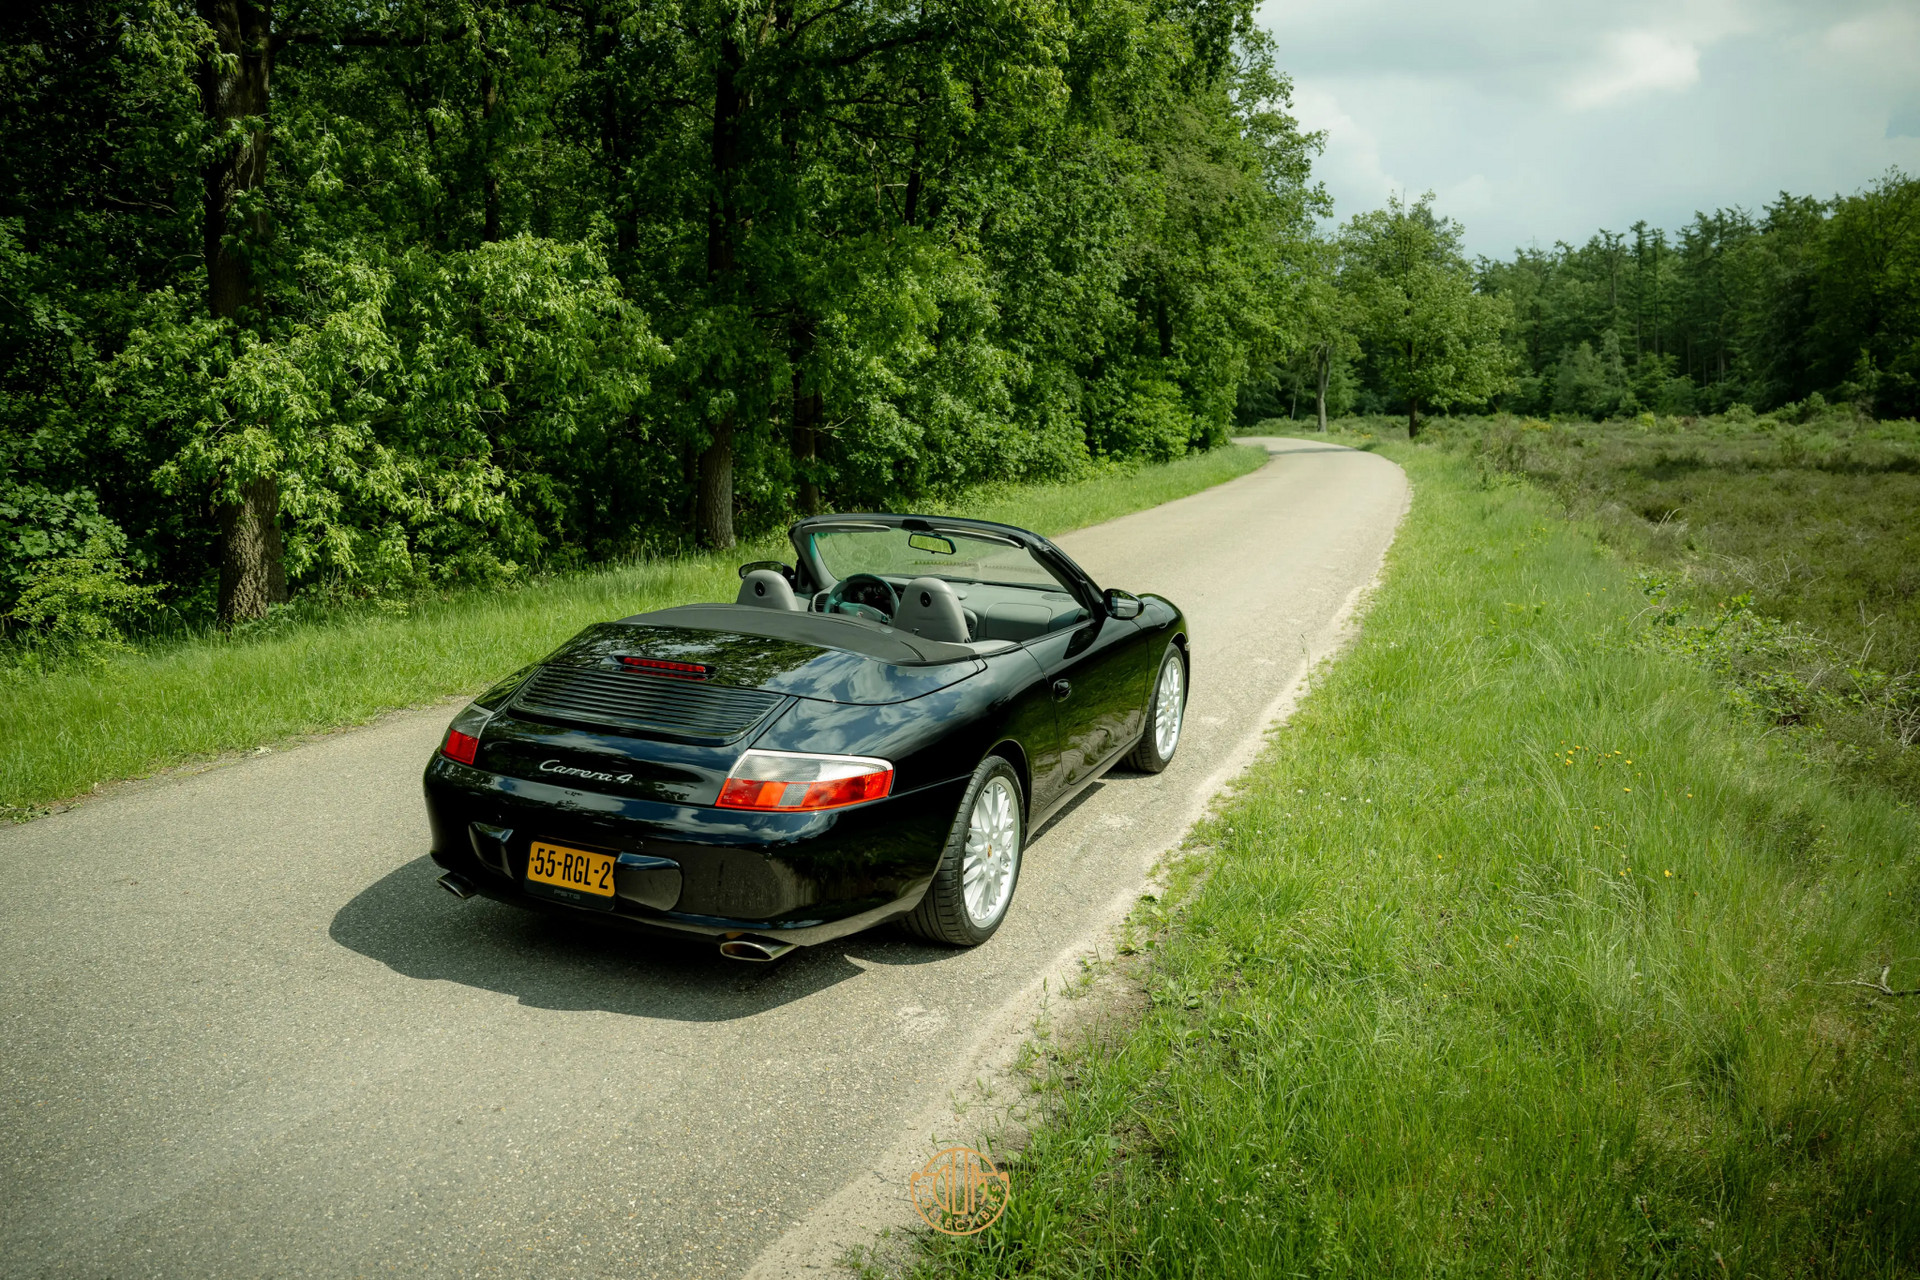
[[2, 446, 1266, 814], [908, 446, 1920, 1278]]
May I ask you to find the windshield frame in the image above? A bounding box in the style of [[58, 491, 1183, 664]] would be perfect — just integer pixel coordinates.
[[789, 514, 1098, 608]]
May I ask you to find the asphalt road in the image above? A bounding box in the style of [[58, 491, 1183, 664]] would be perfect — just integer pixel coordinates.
[[0, 436, 1407, 1279]]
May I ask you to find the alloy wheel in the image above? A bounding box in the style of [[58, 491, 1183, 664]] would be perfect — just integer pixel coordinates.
[[1154, 657, 1185, 758], [961, 777, 1021, 927]]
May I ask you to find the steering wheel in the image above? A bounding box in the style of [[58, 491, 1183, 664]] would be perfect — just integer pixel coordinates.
[[824, 573, 899, 624]]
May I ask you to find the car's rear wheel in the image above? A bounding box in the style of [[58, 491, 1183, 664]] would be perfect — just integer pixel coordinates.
[[904, 756, 1024, 946], [1125, 645, 1186, 773]]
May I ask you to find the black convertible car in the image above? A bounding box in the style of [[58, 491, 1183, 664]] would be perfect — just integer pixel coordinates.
[[423, 513, 1188, 960]]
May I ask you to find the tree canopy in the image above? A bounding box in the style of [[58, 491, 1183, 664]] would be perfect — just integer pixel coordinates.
[[1476, 171, 1920, 421], [1, 0, 1325, 626], [1337, 194, 1511, 438]]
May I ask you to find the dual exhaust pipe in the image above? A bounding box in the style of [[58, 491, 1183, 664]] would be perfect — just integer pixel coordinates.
[[439, 872, 794, 963]]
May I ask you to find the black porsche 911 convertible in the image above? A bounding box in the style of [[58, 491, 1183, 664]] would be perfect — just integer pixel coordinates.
[[422, 513, 1188, 960]]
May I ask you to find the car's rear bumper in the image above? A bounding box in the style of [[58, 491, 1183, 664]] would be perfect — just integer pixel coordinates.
[[423, 756, 966, 945]]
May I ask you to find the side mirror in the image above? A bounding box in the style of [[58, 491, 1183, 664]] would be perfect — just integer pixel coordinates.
[[738, 560, 793, 581], [1104, 588, 1144, 620]]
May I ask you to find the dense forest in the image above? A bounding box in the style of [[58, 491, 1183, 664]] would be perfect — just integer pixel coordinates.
[[1247, 170, 1920, 430], [1483, 171, 1920, 421], [8, 2, 1914, 648], [1, 0, 1324, 631]]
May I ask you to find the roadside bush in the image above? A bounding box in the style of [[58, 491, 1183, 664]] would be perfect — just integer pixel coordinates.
[[0, 483, 132, 610], [4, 542, 162, 668]]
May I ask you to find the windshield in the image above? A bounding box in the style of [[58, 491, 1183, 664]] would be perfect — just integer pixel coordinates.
[[808, 525, 1076, 594]]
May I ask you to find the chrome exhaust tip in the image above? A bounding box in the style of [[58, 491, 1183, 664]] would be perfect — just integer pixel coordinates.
[[718, 937, 797, 963], [437, 872, 477, 900]]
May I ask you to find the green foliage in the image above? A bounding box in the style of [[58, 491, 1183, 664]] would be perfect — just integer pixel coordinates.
[[1638, 580, 1918, 750], [1551, 329, 1635, 418], [0, 0, 1322, 624], [1338, 193, 1513, 432], [1477, 172, 1920, 421], [4, 542, 161, 665], [1241, 196, 1512, 431], [0, 482, 130, 597], [906, 446, 1920, 1280]]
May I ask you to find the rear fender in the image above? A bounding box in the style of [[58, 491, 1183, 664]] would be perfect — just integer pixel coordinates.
[[748, 648, 1050, 795]]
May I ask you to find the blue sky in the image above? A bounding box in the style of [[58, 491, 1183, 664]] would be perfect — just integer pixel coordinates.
[[1257, 0, 1920, 258]]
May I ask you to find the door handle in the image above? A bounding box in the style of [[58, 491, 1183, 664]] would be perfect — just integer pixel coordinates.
[[1051, 679, 1072, 702]]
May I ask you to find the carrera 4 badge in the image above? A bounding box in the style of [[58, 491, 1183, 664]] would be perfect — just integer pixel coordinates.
[[538, 759, 634, 784]]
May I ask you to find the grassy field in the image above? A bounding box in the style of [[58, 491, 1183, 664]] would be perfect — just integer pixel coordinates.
[[1428, 412, 1920, 801], [902, 443, 1920, 1278], [1299, 411, 1920, 802], [1, 445, 1266, 816]]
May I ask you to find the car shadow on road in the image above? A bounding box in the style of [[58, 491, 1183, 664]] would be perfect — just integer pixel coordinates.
[[330, 856, 952, 1020], [1032, 779, 1106, 842]]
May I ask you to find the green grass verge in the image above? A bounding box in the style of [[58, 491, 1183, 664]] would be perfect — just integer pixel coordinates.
[[1, 445, 1266, 815], [1448, 414, 1920, 803], [908, 444, 1920, 1277]]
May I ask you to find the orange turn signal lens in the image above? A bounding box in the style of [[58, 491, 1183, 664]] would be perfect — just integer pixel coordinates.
[[716, 750, 893, 812]]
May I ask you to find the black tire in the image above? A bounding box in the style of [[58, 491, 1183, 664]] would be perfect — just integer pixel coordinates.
[[904, 756, 1025, 946], [1125, 645, 1186, 773]]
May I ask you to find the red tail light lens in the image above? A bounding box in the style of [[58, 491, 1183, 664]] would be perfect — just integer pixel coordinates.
[[717, 750, 894, 812], [439, 700, 494, 766]]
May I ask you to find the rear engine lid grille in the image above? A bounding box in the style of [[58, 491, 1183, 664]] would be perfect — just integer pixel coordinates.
[[511, 665, 786, 743]]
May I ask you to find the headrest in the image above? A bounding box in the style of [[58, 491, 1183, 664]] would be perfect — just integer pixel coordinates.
[[736, 569, 801, 611], [894, 576, 969, 643]]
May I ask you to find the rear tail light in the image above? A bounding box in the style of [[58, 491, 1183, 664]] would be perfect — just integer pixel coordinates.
[[717, 750, 893, 812], [440, 701, 494, 766]]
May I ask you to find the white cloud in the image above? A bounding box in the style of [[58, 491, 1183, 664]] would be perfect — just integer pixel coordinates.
[[1439, 173, 1497, 218], [1822, 5, 1920, 63], [1258, 0, 1920, 256], [1290, 83, 1401, 208], [1563, 29, 1703, 109]]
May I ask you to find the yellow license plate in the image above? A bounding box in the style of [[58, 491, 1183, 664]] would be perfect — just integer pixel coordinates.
[[526, 841, 616, 903]]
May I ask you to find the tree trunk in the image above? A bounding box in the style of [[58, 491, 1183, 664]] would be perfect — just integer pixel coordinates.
[[706, 36, 740, 281], [1315, 342, 1330, 432], [199, 0, 284, 625], [790, 320, 823, 515], [695, 414, 735, 548], [594, 4, 636, 275], [217, 474, 287, 622], [199, 0, 271, 326], [794, 384, 822, 515], [1407, 397, 1421, 440], [692, 35, 742, 549], [481, 64, 501, 242], [903, 133, 923, 227]]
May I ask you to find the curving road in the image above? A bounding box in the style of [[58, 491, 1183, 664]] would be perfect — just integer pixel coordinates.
[[0, 437, 1406, 1279]]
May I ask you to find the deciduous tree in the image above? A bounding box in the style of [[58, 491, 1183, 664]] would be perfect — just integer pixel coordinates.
[[1340, 193, 1510, 437]]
